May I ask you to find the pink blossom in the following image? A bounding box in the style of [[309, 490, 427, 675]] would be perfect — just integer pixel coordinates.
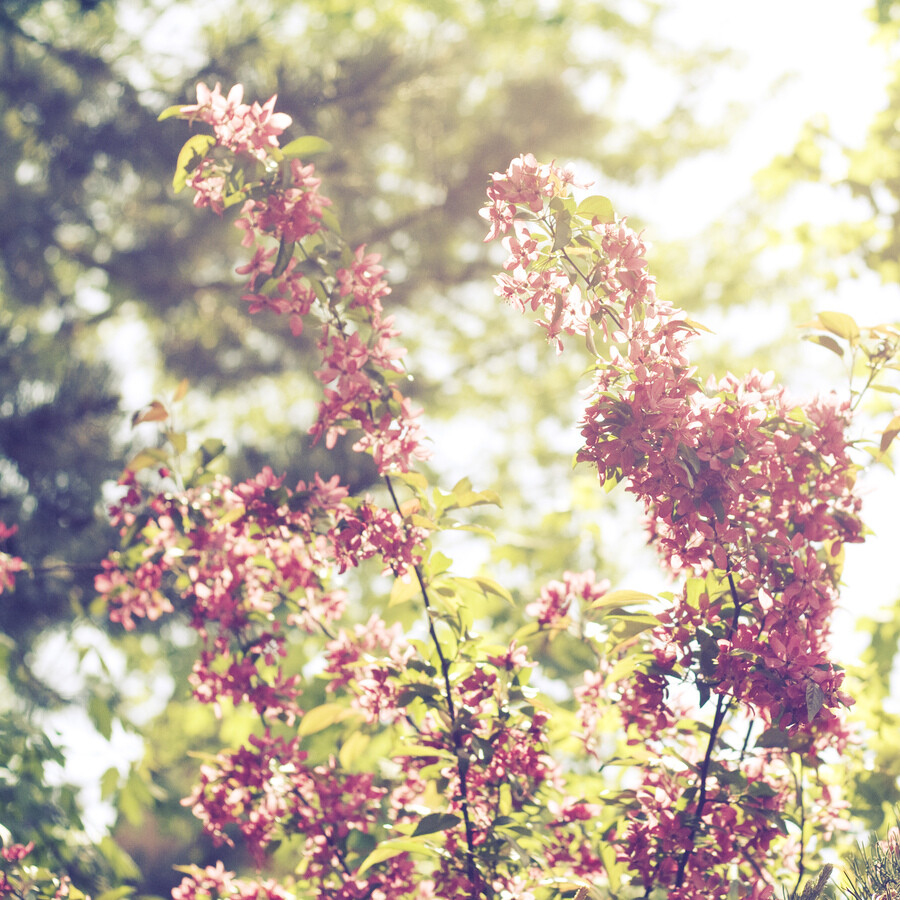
[[180, 83, 292, 158]]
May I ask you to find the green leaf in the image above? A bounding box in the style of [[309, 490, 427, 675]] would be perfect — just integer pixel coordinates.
[[411, 812, 461, 837], [198, 438, 226, 467], [754, 727, 790, 749], [157, 104, 186, 122], [575, 194, 615, 223], [271, 238, 296, 278], [551, 210, 572, 252], [392, 471, 429, 494], [817, 310, 860, 344], [125, 447, 169, 473], [390, 575, 421, 607], [96, 887, 135, 900], [339, 731, 370, 769], [100, 767, 119, 801], [280, 136, 333, 159], [298, 703, 354, 736], [98, 837, 141, 881], [589, 589, 656, 611], [392, 744, 456, 760], [173, 134, 216, 193], [471, 575, 514, 605], [356, 837, 430, 877], [395, 683, 442, 707], [683, 316, 715, 335], [424, 551, 452, 578]]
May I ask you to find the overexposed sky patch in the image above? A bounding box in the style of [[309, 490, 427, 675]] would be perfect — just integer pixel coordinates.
[[618, 0, 888, 235]]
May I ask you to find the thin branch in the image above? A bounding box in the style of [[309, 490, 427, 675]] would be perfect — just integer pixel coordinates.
[[383, 474, 483, 897], [792, 757, 807, 898], [675, 570, 744, 887], [739, 719, 755, 762]]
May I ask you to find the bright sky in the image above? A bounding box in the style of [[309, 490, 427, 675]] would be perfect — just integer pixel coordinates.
[[625, 0, 889, 236]]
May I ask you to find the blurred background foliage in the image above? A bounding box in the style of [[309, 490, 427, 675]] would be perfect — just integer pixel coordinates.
[[1, 0, 899, 896]]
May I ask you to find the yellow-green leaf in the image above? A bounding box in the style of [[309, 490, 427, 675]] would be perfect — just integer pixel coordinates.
[[157, 104, 186, 122], [173, 134, 216, 193], [589, 589, 656, 610], [356, 838, 429, 877], [575, 194, 615, 223], [280, 135, 333, 159], [339, 731, 370, 769], [392, 744, 456, 760], [472, 575, 514, 605], [125, 448, 170, 472], [298, 703, 353, 737], [818, 310, 860, 344], [390, 575, 421, 607]]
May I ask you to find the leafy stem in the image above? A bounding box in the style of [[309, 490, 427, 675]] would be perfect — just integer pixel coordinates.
[[383, 473, 484, 897], [675, 570, 744, 888]]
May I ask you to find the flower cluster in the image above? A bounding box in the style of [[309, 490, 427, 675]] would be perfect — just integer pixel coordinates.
[[484, 156, 867, 897], [526, 568, 609, 629], [171, 862, 291, 900], [96, 464, 427, 733], [177, 81, 428, 475], [98, 86, 611, 900], [179, 83, 293, 160], [85, 91, 878, 900]]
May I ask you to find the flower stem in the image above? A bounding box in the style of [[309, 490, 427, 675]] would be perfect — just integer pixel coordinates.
[[383, 474, 483, 896]]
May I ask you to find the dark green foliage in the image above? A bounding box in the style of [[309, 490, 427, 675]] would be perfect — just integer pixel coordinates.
[[842, 822, 900, 900]]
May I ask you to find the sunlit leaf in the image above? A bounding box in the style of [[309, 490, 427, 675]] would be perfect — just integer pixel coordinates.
[[173, 134, 216, 193], [472, 575, 515, 605], [198, 438, 226, 466], [297, 703, 354, 736], [280, 135, 333, 159], [589, 589, 656, 610], [88, 694, 113, 740], [97, 887, 135, 900], [157, 104, 186, 122], [818, 310, 860, 344], [125, 448, 169, 472], [339, 731, 370, 769], [356, 837, 431, 877], [390, 575, 421, 607], [575, 194, 615, 223]]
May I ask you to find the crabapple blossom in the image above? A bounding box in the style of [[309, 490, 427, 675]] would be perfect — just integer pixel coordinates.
[[485, 154, 867, 897], [85, 90, 883, 900]]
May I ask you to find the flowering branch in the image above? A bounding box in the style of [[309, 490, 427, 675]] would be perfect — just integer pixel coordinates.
[[383, 474, 482, 892], [80, 88, 899, 900]]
